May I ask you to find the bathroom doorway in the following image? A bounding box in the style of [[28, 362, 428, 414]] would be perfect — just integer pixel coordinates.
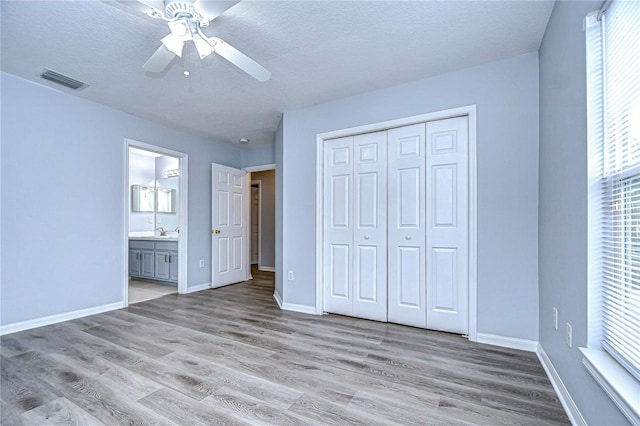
[[125, 139, 188, 306]]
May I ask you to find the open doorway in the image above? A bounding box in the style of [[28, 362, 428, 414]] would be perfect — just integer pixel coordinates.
[[248, 168, 276, 274], [125, 139, 188, 306]]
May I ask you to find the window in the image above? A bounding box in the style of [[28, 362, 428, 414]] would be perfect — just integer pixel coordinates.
[[585, 0, 640, 421]]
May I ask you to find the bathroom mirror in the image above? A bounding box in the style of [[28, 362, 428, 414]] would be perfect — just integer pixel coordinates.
[[155, 177, 179, 230], [131, 185, 155, 212], [156, 187, 176, 213]]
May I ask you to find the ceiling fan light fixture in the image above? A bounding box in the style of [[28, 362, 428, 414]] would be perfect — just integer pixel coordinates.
[[193, 34, 214, 59], [168, 19, 191, 40], [161, 34, 185, 57]]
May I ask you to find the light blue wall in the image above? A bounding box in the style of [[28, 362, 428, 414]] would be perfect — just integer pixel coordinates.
[[280, 53, 540, 340], [241, 144, 275, 169], [1, 72, 241, 326], [538, 1, 629, 424]]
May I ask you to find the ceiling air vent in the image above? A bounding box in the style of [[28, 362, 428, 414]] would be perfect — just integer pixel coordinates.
[[40, 69, 89, 91]]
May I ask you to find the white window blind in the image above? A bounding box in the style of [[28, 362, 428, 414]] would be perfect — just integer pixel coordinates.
[[587, 0, 640, 381]]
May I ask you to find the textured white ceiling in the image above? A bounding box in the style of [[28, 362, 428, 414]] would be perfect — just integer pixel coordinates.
[[1, 0, 554, 147]]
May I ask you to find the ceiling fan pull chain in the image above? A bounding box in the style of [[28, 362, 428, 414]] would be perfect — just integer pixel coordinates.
[[183, 44, 190, 77]]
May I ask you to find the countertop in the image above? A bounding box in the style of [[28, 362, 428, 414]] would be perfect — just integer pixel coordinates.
[[128, 232, 179, 242]]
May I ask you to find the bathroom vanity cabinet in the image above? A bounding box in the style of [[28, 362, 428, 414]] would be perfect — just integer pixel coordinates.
[[129, 239, 178, 285]]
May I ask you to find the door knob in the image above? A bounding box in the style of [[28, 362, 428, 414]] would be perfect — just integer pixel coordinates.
[[213, 229, 221, 234]]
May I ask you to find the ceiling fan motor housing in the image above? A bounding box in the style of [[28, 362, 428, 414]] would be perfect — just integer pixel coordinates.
[[164, 0, 195, 19]]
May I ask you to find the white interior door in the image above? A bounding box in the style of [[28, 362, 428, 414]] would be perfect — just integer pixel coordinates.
[[212, 163, 248, 287], [353, 131, 387, 322], [425, 116, 469, 334], [387, 123, 427, 328], [323, 136, 353, 316]]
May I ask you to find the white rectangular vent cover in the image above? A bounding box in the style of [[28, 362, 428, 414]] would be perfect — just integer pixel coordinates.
[[40, 69, 89, 91]]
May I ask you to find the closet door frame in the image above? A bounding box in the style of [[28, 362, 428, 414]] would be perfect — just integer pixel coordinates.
[[314, 105, 478, 342]]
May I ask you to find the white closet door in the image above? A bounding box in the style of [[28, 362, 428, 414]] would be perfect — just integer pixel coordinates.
[[387, 123, 427, 328], [323, 136, 354, 316], [425, 116, 469, 334], [352, 131, 387, 322]]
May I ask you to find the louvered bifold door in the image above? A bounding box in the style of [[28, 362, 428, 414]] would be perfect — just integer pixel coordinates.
[[352, 131, 388, 322], [323, 136, 354, 316]]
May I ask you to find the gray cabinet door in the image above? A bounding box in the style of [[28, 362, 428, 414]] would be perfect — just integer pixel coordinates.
[[141, 250, 155, 278], [169, 251, 179, 282], [129, 249, 141, 277], [155, 251, 171, 281]]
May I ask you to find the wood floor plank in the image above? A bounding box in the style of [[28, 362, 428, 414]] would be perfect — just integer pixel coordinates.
[[1, 354, 60, 414], [348, 390, 473, 425], [160, 351, 304, 410], [20, 396, 103, 425], [137, 387, 247, 426], [203, 386, 306, 426], [4, 351, 174, 425], [0, 268, 569, 425]]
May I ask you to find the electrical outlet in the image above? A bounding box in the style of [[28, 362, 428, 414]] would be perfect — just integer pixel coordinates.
[[566, 323, 573, 348], [552, 308, 558, 330], [157, 217, 162, 223], [199, 260, 205, 268], [148, 217, 153, 224], [288, 270, 294, 281]]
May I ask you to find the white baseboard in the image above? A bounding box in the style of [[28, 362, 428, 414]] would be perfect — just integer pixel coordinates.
[[258, 266, 276, 272], [185, 282, 211, 294], [272, 291, 318, 315], [476, 332, 538, 352], [281, 301, 319, 315], [273, 291, 284, 308], [537, 344, 586, 425], [0, 302, 125, 336]]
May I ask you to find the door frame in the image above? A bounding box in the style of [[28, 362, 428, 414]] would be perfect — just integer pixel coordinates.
[[250, 180, 262, 268], [124, 139, 189, 305], [243, 164, 276, 274], [314, 105, 478, 342]]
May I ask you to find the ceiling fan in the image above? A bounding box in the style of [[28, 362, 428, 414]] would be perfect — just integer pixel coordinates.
[[127, 0, 271, 81]]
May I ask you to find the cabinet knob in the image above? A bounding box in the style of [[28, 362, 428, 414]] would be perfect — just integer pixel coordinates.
[[405, 235, 411, 240], [364, 235, 370, 240]]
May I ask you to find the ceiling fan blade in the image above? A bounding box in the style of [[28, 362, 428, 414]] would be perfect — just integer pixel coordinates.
[[212, 38, 271, 82], [136, 0, 166, 14], [193, 1, 240, 21], [143, 44, 177, 73]]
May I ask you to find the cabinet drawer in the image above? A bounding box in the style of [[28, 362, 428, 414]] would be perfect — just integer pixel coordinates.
[[155, 241, 178, 251], [129, 240, 155, 250]]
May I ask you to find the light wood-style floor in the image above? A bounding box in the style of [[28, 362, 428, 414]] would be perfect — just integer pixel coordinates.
[[1, 269, 569, 425], [129, 280, 178, 304]]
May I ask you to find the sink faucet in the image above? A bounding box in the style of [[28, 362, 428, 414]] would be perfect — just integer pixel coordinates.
[[156, 227, 167, 236]]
